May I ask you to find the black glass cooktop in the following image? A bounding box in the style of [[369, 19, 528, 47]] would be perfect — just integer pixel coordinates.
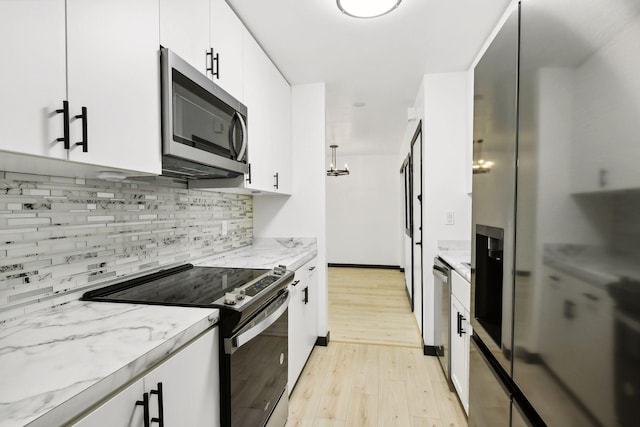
[[82, 264, 270, 307]]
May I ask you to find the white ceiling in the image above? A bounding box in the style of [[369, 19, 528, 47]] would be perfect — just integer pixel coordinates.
[[227, 0, 512, 156]]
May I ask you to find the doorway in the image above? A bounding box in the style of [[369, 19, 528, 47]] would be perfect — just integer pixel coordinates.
[[410, 122, 423, 336]]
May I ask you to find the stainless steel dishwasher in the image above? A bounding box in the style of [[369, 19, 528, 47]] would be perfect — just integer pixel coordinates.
[[433, 257, 453, 390]]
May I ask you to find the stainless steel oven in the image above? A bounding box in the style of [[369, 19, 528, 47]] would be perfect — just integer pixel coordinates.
[[82, 264, 294, 427], [222, 291, 289, 427]]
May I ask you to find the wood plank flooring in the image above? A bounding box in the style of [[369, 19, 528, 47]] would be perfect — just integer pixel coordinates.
[[287, 267, 468, 427]]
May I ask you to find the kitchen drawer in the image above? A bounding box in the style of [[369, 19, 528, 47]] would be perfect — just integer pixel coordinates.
[[452, 269, 471, 311]]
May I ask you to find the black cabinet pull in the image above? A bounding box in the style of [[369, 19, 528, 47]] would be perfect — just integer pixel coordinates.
[[75, 107, 88, 152], [563, 300, 576, 320], [415, 241, 422, 245], [55, 100, 70, 149], [303, 287, 309, 304], [136, 392, 150, 427], [308, 266, 316, 271], [456, 312, 462, 336], [460, 314, 466, 335], [150, 382, 164, 426], [246, 163, 252, 184], [206, 48, 219, 78], [274, 172, 279, 189], [583, 292, 600, 302], [292, 280, 300, 287]]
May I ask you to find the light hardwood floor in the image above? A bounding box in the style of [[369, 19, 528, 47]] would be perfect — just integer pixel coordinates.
[[287, 267, 468, 427]]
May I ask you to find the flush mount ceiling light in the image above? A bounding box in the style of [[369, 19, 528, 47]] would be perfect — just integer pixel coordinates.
[[337, 0, 402, 19], [327, 145, 350, 176]]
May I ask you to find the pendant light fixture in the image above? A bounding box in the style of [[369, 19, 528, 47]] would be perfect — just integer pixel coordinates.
[[336, 0, 402, 19], [326, 145, 350, 176]]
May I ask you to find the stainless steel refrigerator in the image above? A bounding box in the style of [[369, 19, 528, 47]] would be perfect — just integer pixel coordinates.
[[470, 0, 640, 426]]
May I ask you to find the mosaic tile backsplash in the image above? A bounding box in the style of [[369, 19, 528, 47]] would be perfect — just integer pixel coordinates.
[[0, 171, 252, 320]]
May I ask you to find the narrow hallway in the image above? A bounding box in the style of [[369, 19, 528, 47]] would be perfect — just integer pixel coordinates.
[[287, 267, 468, 427]]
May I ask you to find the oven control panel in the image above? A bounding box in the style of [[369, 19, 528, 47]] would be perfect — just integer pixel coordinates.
[[221, 265, 290, 306]]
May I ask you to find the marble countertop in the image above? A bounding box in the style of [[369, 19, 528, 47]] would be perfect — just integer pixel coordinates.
[[543, 244, 640, 286], [0, 237, 318, 427], [437, 241, 471, 282], [0, 302, 218, 427], [197, 237, 317, 271]]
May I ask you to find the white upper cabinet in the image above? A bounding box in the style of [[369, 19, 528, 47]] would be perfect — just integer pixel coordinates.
[[0, 0, 161, 176], [210, 0, 244, 101], [242, 29, 292, 195], [66, 0, 161, 174], [159, 0, 210, 74], [0, 0, 67, 160]]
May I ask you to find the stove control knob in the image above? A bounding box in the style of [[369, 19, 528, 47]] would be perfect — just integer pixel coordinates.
[[224, 292, 237, 305], [234, 288, 246, 300]]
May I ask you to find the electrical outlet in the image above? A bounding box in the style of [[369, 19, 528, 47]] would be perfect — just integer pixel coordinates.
[[222, 221, 228, 236], [446, 211, 455, 225]]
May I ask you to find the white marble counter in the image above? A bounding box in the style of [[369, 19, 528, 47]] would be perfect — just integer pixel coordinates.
[[543, 244, 640, 286], [437, 241, 471, 282], [198, 237, 317, 271], [0, 301, 218, 427], [0, 237, 317, 427]]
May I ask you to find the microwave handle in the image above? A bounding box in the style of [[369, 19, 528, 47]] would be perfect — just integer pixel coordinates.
[[230, 112, 248, 162]]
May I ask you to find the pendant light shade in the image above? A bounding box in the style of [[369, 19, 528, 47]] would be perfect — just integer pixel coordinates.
[[337, 0, 402, 19]]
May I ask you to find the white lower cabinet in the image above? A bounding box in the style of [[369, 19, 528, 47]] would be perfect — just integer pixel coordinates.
[[288, 258, 318, 393], [450, 270, 471, 414], [73, 327, 220, 426]]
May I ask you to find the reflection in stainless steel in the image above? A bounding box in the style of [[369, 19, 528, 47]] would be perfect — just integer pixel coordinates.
[[471, 3, 519, 379], [513, 0, 640, 426]]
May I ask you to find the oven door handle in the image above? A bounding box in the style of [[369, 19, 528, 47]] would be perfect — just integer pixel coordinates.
[[433, 266, 449, 283], [225, 292, 290, 354]]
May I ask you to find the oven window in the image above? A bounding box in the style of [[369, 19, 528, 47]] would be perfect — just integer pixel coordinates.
[[229, 307, 288, 427], [172, 69, 243, 159]]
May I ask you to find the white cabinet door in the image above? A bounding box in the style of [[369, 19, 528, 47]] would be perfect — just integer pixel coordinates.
[[159, 0, 210, 74], [0, 0, 67, 159], [242, 30, 276, 193], [270, 68, 292, 195], [210, 0, 244, 101], [288, 258, 318, 392], [72, 379, 145, 427], [66, 0, 161, 175], [144, 327, 220, 426], [450, 295, 469, 414]]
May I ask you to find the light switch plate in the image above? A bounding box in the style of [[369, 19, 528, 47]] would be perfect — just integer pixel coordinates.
[[446, 211, 455, 225]]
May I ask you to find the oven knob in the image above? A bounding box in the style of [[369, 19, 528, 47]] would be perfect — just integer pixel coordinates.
[[224, 292, 237, 305], [234, 288, 246, 300]]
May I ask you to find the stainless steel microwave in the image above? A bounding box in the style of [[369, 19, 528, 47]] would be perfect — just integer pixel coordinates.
[[160, 47, 249, 179]]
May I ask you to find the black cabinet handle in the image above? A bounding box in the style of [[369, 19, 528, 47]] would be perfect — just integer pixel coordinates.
[[583, 292, 600, 302], [456, 312, 461, 336], [303, 287, 309, 304], [274, 172, 279, 189], [308, 266, 316, 271], [75, 107, 88, 152], [292, 280, 300, 287], [136, 392, 150, 427], [206, 48, 219, 78], [150, 382, 164, 426], [415, 241, 422, 245], [460, 315, 466, 335], [246, 163, 252, 184], [563, 300, 576, 320], [55, 100, 70, 149], [599, 168, 607, 188]]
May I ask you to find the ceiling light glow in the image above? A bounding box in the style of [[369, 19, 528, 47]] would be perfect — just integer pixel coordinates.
[[337, 0, 402, 19]]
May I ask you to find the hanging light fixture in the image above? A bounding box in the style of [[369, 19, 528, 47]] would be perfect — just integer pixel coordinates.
[[336, 0, 402, 19], [327, 145, 350, 176], [472, 139, 494, 174]]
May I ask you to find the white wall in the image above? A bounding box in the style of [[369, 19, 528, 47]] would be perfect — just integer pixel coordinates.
[[252, 83, 329, 338], [326, 153, 402, 266], [416, 72, 473, 346]]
